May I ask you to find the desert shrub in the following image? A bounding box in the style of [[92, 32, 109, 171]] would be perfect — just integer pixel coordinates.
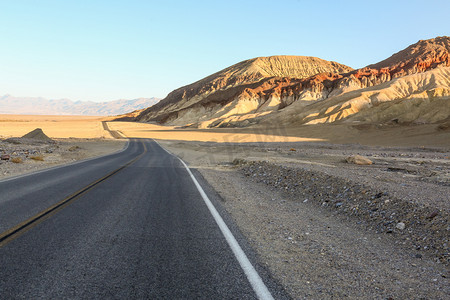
[[68, 146, 81, 152], [30, 154, 44, 161], [437, 121, 450, 131], [5, 138, 21, 144], [11, 157, 23, 163]]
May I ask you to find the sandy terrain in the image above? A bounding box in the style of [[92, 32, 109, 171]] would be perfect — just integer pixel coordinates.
[[108, 121, 450, 147], [0, 115, 126, 180], [0, 114, 113, 139], [106, 121, 322, 143]]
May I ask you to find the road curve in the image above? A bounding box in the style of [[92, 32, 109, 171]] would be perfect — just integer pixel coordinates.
[[0, 139, 287, 299]]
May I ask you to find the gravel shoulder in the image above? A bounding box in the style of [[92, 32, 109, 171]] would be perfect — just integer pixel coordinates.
[[0, 138, 126, 180], [160, 140, 449, 299]]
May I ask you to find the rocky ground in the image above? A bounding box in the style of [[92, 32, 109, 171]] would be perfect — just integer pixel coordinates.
[[238, 160, 448, 264], [0, 138, 126, 180], [161, 140, 450, 299]]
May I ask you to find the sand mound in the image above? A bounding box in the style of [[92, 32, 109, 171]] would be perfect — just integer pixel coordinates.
[[21, 128, 53, 141], [5, 128, 54, 144]]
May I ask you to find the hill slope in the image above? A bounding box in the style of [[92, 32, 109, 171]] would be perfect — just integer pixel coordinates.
[[135, 56, 353, 124], [133, 37, 450, 128]]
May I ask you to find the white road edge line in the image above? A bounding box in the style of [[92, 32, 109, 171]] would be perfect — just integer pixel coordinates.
[[153, 140, 274, 300]]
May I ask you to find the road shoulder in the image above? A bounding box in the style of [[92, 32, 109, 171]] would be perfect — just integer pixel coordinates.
[[0, 138, 126, 180]]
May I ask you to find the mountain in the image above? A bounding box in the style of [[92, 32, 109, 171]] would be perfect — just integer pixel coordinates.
[[126, 37, 450, 128], [134, 56, 353, 124], [0, 96, 161, 116]]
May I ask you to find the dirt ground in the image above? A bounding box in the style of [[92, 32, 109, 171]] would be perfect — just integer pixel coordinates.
[[2, 117, 449, 298], [107, 121, 450, 147], [0, 138, 126, 180], [0, 114, 113, 139], [0, 115, 126, 179]]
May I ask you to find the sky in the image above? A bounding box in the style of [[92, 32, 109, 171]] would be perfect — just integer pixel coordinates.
[[0, 0, 449, 102]]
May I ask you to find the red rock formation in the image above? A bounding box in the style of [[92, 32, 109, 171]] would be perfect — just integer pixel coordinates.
[[368, 36, 450, 75], [267, 36, 450, 104]]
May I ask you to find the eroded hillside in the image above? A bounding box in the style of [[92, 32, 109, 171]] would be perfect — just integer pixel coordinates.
[[135, 56, 352, 124], [129, 36, 450, 128]]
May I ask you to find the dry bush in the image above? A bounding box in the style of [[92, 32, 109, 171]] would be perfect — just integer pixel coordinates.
[[68, 146, 81, 152], [11, 157, 23, 163], [437, 121, 450, 131], [30, 154, 44, 161]]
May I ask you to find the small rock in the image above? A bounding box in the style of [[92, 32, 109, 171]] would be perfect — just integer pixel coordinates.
[[232, 158, 246, 166], [68, 145, 81, 152], [346, 155, 373, 165], [1, 154, 10, 160], [396, 222, 406, 230], [427, 210, 439, 219]]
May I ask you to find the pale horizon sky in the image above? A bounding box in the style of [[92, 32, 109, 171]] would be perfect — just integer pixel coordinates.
[[0, 0, 449, 102]]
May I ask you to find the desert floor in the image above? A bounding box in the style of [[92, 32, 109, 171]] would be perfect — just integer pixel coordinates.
[[0, 114, 112, 139], [107, 120, 450, 147], [1, 116, 449, 298], [0, 115, 125, 179], [2, 115, 449, 147]]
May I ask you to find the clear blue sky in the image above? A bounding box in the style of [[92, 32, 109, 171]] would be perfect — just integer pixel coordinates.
[[0, 0, 448, 102]]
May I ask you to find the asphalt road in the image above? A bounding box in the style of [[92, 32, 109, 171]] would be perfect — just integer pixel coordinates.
[[0, 139, 287, 299]]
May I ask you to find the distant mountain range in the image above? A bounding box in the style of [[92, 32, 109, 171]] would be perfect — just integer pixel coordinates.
[[126, 36, 449, 128], [0, 96, 161, 116]]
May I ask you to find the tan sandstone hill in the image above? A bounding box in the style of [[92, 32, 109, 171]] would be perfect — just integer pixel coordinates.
[[133, 56, 353, 124], [129, 37, 450, 128]]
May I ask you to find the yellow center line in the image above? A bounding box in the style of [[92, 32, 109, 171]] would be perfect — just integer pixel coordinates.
[[0, 140, 147, 248]]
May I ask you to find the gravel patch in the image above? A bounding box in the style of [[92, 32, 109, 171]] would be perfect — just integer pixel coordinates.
[[239, 160, 449, 266], [0, 138, 125, 180], [200, 167, 449, 299]]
